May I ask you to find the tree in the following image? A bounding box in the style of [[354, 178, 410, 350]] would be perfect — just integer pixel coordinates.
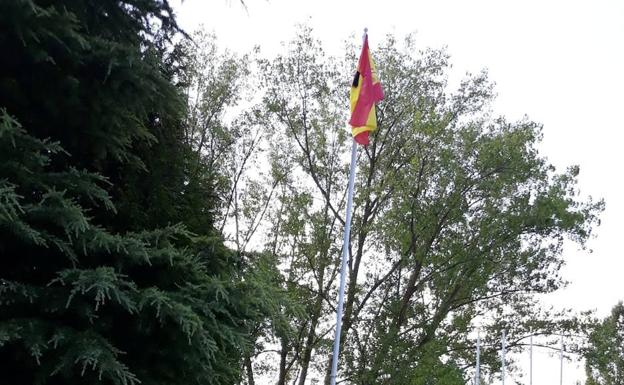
[[0, 1, 280, 384], [219, 27, 603, 384], [584, 302, 624, 385], [179, 28, 304, 385]]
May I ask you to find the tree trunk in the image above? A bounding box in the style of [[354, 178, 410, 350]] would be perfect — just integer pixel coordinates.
[[244, 354, 255, 385], [297, 309, 320, 385], [277, 337, 289, 385]]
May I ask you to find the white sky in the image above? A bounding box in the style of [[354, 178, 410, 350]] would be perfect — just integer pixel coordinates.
[[173, 0, 624, 383]]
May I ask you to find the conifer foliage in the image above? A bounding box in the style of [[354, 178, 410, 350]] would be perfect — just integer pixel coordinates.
[[0, 1, 266, 384]]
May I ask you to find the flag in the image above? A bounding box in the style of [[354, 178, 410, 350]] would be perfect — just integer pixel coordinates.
[[349, 34, 384, 146]]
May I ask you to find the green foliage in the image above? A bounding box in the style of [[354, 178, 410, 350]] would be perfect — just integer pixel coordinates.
[[408, 341, 465, 385], [0, 110, 251, 384], [0, 0, 177, 170], [4, 1, 599, 381], [222, 27, 604, 384], [0, 1, 285, 384], [584, 302, 624, 385]]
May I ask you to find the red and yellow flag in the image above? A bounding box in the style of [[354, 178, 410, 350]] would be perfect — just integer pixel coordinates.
[[349, 35, 384, 146]]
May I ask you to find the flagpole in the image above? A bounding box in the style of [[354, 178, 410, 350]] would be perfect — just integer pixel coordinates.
[[529, 336, 533, 385], [329, 138, 358, 385], [501, 329, 506, 385], [329, 28, 368, 385], [475, 330, 481, 385], [560, 334, 564, 385]]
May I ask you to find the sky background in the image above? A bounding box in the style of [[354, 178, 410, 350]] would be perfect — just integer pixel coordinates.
[[172, 0, 624, 383]]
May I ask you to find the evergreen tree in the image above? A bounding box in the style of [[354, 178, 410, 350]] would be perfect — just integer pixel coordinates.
[[0, 1, 280, 384]]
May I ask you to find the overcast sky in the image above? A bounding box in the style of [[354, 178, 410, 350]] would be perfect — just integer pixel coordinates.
[[172, 0, 624, 383]]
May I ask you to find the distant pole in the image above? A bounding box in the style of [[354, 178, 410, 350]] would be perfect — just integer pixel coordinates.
[[560, 334, 564, 385], [476, 330, 481, 385], [501, 330, 506, 385], [529, 336, 533, 385]]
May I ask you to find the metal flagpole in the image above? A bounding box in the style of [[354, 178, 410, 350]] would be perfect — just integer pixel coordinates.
[[475, 330, 481, 385], [529, 336, 533, 385], [560, 334, 564, 385], [329, 138, 358, 385], [329, 28, 367, 385], [501, 330, 506, 385]]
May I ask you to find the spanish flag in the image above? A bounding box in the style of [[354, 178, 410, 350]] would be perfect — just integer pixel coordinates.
[[350, 34, 384, 146]]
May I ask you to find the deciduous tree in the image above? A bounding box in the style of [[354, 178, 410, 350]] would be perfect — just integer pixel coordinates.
[[585, 302, 624, 385], [234, 28, 603, 384]]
